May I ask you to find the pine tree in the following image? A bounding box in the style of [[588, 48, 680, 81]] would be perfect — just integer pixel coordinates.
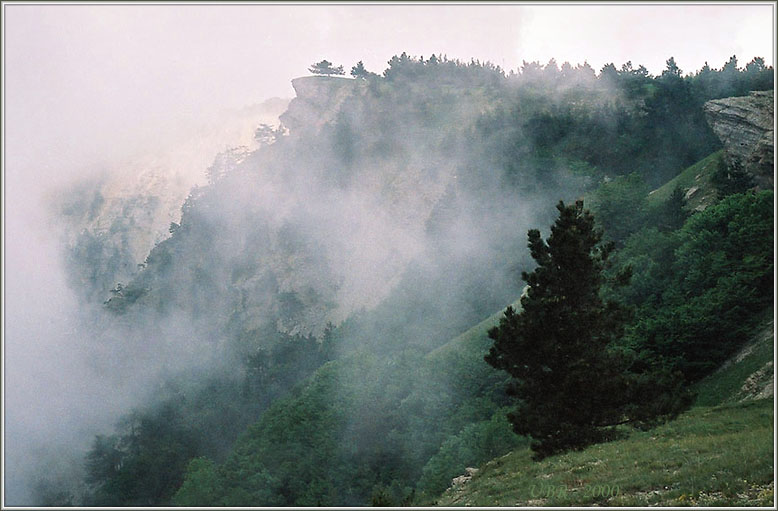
[[485, 200, 690, 458], [308, 60, 345, 76], [350, 61, 370, 79]]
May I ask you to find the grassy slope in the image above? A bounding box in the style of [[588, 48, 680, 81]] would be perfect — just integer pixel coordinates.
[[647, 149, 723, 210], [431, 151, 774, 507], [436, 399, 773, 507], [426, 298, 521, 365]]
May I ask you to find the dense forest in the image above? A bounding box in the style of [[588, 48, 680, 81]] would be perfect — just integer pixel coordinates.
[[34, 53, 773, 506]]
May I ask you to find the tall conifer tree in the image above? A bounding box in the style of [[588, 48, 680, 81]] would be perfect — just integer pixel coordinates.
[[486, 200, 690, 458]]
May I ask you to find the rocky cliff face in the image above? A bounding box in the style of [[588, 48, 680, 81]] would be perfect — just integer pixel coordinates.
[[116, 75, 461, 336], [703, 90, 774, 189], [280, 76, 366, 136], [90, 70, 584, 339]]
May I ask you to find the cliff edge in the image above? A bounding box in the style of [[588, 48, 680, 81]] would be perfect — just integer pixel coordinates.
[[279, 76, 366, 136], [703, 90, 774, 189]]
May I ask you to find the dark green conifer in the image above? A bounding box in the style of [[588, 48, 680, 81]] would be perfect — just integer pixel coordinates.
[[486, 200, 690, 458]]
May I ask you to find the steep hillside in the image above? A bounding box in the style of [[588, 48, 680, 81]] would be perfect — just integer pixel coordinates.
[[53, 98, 289, 302], [694, 315, 774, 407], [430, 140, 774, 506], [171, 299, 525, 506], [37, 57, 773, 507], [101, 72, 557, 338]]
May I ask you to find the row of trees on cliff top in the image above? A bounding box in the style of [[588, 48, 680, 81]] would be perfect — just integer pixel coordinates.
[[311, 53, 771, 86], [309, 59, 376, 78]]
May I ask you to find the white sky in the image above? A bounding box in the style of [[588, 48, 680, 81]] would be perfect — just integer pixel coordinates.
[[3, 2, 775, 177]]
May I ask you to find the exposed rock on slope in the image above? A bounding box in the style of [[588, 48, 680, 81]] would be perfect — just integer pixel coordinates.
[[694, 316, 774, 406], [280, 76, 366, 136], [703, 90, 774, 188], [730, 320, 774, 402]]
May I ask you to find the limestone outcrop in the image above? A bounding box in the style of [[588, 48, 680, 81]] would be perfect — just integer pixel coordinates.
[[703, 90, 774, 189], [280, 76, 365, 135]]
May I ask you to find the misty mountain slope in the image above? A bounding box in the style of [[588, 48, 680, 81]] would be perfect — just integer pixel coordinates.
[[174, 166, 774, 507], [54, 98, 289, 303], [34, 56, 774, 507], [103, 67, 592, 343], [69, 62, 587, 506], [183, 190, 773, 507], [172, 299, 526, 506]]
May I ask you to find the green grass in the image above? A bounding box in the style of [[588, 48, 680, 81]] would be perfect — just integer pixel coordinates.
[[433, 399, 774, 507], [647, 150, 724, 209]]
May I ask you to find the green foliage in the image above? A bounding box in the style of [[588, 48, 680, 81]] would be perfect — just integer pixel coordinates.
[[383, 52, 504, 88], [649, 185, 689, 232], [173, 362, 339, 506], [588, 173, 651, 242], [486, 201, 689, 458], [710, 157, 755, 198], [645, 150, 723, 211], [417, 411, 525, 496], [173, 302, 524, 506], [607, 227, 677, 307], [171, 457, 220, 507], [173, 356, 405, 506], [370, 485, 395, 506], [84, 404, 200, 506], [242, 328, 333, 399], [508, 54, 771, 186], [350, 60, 377, 80], [82, 324, 333, 506], [621, 191, 774, 381]]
